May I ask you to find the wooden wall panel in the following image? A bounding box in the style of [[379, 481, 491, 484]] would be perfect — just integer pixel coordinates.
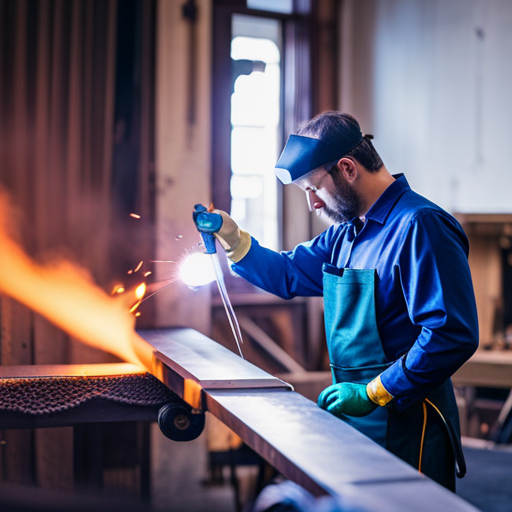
[[154, 0, 213, 335], [466, 232, 503, 348], [0, 0, 126, 492]]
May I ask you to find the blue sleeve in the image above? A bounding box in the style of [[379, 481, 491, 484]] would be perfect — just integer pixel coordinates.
[[231, 227, 338, 299], [380, 211, 479, 410]]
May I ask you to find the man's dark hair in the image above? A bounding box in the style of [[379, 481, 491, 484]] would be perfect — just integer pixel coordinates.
[[297, 111, 383, 172]]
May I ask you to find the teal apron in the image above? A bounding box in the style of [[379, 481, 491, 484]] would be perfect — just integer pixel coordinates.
[[323, 264, 465, 491]]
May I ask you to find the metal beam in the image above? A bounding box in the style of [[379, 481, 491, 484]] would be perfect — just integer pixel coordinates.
[[140, 328, 292, 410], [137, 328, 480, 512]]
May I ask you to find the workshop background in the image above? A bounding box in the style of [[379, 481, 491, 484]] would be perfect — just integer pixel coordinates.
[[1, 1, 512, 511]]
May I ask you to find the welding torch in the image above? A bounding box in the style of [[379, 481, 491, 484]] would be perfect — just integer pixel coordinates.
[[192, 204, 223, 254], [192, 204, 245, 359]]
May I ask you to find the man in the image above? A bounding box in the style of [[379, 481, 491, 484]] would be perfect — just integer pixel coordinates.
[[195, 111, 478, 490]]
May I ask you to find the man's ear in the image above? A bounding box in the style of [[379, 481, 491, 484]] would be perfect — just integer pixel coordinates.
[[337, 157, 358, 183]]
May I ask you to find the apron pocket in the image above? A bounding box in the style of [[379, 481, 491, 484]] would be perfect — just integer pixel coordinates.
[[330, 362, 392, 384]]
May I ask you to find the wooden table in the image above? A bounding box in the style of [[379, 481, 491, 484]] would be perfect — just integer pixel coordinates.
[[453, 350, 512, 388], [453, 350, 512, 441]]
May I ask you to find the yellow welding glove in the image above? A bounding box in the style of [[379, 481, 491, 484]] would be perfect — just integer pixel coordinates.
[[213, 210, 252, 263], [366, 374, 394, 407]]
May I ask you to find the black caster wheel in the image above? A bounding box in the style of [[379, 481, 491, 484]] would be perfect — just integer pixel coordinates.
[[157, 402, 205, 442]]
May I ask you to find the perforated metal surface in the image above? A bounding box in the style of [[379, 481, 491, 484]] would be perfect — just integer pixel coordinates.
[[0, 373, 175, 415]]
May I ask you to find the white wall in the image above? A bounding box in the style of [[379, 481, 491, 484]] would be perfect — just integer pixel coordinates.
[[341, 0, 512, 213]]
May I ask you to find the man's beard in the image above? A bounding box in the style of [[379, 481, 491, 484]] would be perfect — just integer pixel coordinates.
[[320, 171, 363, 224]]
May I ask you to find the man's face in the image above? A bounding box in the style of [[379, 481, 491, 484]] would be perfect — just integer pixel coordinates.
[[296, 162, 362, 223]]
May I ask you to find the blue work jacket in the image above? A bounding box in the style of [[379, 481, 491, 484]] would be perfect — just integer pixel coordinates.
[[231, 174, 479, 410]]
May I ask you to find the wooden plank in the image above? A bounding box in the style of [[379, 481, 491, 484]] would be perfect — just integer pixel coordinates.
[[154, 0, 212, 333], [0, 430, 34, 485], [453, 351, 512, 388], [0, 297, 33, 366], [35, 427, 74, 491], [237, 316, 306, 374], [465, 234, 502, 348]]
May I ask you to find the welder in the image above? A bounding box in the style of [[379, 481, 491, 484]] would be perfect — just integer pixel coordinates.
[[195, 111, 479, 491]]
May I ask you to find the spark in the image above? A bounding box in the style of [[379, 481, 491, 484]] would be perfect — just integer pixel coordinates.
[[135, 312, 141, 317], [175, 235, 183, 240], [112, 285, 125, 295], [134, 261, 143, 272], [150, 260, 175, 263], [127, 270, 133, 274], [140, 277, 181, 303], [144, 271, 152, 277], [130, 213, 141, 219], [135, 282, 146, 300], [128, 282, 147, 314]]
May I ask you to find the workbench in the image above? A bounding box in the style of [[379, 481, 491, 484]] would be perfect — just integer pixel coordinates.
[[0, 328, 481, 512], [453, 349, 512, 441], [452, 350, 512, 388]]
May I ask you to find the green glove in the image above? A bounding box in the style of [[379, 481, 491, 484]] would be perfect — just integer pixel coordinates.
[[317, 382, 377, 418]]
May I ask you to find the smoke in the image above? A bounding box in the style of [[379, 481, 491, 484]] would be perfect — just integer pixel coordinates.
[[0, 188, 152, 369]]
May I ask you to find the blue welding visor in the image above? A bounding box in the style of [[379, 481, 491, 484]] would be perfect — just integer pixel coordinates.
[[274, 131, 363, 184]]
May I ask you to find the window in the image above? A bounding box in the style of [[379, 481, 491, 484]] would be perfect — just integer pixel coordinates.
[[246, 0, 293, 14], [212, 0, 313, 254], [230, 15, 281, 250]]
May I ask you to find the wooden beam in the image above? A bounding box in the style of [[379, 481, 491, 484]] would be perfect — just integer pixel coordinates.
[[237, 316, 306, 374], [453, 351, 512, 388]]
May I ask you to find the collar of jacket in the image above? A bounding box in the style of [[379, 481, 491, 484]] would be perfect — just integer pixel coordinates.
[[364, 173, 409, 226]]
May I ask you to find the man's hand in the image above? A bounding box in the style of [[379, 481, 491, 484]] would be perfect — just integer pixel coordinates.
[[211, 210, 242, 252], [317, 382, 377, 417]]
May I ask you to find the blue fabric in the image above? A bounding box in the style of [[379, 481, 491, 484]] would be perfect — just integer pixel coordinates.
[[323, 267, 386, 368], [231, 175, 479, 411], [322, 267, 389, 445]]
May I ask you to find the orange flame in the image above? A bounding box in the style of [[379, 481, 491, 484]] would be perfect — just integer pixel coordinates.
[[0, 191, 152, 370]]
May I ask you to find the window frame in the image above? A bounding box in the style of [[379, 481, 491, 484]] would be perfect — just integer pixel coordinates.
[[211, 0, 314, 251]]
